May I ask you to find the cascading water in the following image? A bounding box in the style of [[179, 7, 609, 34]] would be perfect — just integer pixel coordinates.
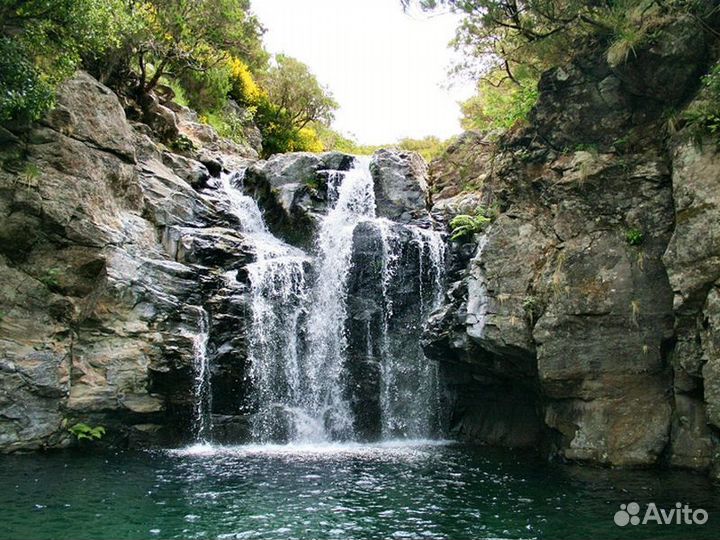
[[299, 157, 377, 441], [377, 224, 446, 439], [190, 306, 212, 442], [216, 158, 446, 444]]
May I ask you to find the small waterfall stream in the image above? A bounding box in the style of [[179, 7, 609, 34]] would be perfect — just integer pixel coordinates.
[[210, 157, 446, 445], [190, 306, 212, 442]]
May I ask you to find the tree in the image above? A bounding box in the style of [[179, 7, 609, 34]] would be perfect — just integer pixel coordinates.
[[0, 0, 126, 122], [404, 0, 612, 83], [404, 0, 716, 132], [253, 55, 338, 156], [259, 54, 338, 131], [125, 0, 267, 96]]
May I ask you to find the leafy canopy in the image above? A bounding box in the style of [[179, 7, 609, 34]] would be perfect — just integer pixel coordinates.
[[404, 0, 715, 133], [0, 0, 127, 121]]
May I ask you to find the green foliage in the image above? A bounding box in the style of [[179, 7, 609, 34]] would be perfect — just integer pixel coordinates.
[[684, 62, 720, 137], [625, 229, 644, 246], [603, 0, 710, 68], [314, 128, 451, 162], [39, 268, 62, 290], [449, 207, 495, 241], [180, 66, 232, 113], [395, 136, 450, 162], [0, 0, 128, 122], [119, 0, 267, 95], [21, 163, 41, 184], [0, 37, 54, 123], [407, 0, 711, 132], [461, 72, 539, 131], [68, 422, 106, 441], [259, 54, 338, 130], [248, 54, 337, 156], [200, 110, 252, 146], [522, 294, 542, 324], [170, 134, 195, 153]]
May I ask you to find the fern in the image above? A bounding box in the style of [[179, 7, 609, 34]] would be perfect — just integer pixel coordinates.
[[68, 423, 106, 441], [449, 207, 494, 241]]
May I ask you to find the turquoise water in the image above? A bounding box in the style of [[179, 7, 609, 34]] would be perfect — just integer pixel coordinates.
[[0, 441, 718, 540]]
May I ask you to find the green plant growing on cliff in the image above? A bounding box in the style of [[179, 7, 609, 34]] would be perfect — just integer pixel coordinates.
[[449, 207, 494, 241], [625, 229, 644, 246], [684, 62, 720, 138], [522, 294, 542, 325], [170, 134, 195, 153], [21, 163, 41, 185], [68, 422, 106, 441], [39, 268, 62, 290], [460, 71, 539, 132]]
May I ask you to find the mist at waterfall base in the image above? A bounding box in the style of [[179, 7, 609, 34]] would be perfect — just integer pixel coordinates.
[[194, 156, 447, 447]]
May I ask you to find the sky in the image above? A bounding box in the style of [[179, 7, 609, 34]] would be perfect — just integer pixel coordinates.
[[251, 0, 475, 145]]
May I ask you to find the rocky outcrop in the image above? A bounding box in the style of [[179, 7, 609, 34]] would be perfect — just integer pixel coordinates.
[[662, 126, 720, 473], [244, 151, 355, 246], [370, 149, 431, 224], [0, 71, 440, 453], [0, 72, 257, 451], [423, 17, 720, 475]]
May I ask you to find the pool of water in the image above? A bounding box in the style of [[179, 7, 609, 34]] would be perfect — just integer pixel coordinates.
[[1, 441, 717, 539]]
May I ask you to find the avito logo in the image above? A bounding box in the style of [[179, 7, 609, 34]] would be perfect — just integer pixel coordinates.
[[614, 502, 708, 527]]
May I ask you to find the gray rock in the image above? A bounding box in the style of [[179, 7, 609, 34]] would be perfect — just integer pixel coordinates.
[[244, 151, 355, 246], [0, 71, 258, 451], [370, 149, 430, 224]]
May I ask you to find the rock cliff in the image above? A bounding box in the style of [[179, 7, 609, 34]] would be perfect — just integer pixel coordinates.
[[423, 16, 720, 477]]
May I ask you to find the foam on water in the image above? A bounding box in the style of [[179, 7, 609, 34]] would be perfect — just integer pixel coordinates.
[[169, 439, 455, 459]]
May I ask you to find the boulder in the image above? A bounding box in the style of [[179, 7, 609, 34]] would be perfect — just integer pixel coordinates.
[[244, 151, 355, 246], [370, 149, 430, 224]]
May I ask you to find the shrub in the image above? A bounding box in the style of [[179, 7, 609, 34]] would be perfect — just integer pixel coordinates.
[[179, 65, 232, 114], [449, 207, 494, 241], [39, 268, 62, 290], [625, 229, 644, 246], [227, 56, 263, 106], [684, 62, 720, 137], [68, 422, 106, 441], [170, 134, 195, 153], [461, 72, 539, 132], [1, 0, 130, 122]]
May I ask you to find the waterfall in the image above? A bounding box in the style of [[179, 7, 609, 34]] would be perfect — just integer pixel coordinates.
[[191, 306, 212, 442], [466, 232, 491, 338], [216, 157, 446, 444], [377, 223, 446, 439], [300, 157, 377, 441]]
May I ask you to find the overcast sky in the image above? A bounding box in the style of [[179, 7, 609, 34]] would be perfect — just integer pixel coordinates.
[[251, 0, 474, 145]]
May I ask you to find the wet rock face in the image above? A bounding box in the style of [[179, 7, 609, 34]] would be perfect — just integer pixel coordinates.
[[345, 220, 445, 441], [0, 72, 442, 452], [244, 151, 355, 247], [423, 17, 720, 472]]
